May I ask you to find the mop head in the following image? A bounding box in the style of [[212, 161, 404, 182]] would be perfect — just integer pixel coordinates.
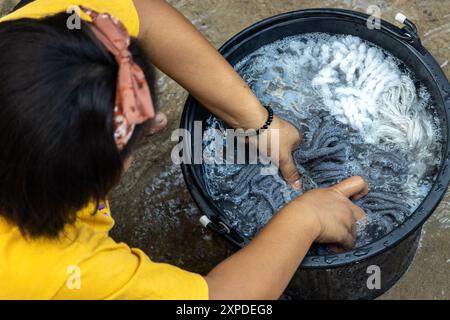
[[202, 34, 442, 249]]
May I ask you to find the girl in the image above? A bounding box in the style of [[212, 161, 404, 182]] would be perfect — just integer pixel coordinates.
[[0, 0, 367, 299]]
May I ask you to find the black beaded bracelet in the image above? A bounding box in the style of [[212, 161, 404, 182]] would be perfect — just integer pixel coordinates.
[[236, 105, 274, 137]]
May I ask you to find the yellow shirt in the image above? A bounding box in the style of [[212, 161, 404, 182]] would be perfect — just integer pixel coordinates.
[[0, 200, 208, 300], [0, 0, 208, 300], [0, 0, 139, 37]]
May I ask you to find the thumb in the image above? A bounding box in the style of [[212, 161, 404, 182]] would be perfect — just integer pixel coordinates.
[[350, 203, 366, 221], [331, 176, 369, 199], [279, 154, 302, 190]]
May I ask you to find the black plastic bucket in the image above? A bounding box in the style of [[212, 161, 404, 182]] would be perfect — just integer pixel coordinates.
[[181, 8, 450, 299]]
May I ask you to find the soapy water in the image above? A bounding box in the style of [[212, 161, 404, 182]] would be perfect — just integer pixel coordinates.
[[202, 33, 443, 251]]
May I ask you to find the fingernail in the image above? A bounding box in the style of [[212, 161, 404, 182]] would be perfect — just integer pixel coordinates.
[[291, 180, 303, 191]]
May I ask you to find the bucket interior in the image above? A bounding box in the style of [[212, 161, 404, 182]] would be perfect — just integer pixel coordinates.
[[181, 9, 450, 268]]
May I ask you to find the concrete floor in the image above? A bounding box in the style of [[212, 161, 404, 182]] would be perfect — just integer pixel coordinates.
[[1, 0, 449, 299]]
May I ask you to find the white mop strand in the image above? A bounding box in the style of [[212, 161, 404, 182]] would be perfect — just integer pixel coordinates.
[[306, 35, 431, 152]]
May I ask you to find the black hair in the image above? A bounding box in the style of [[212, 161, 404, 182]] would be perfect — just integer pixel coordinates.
[[0, 12, 156, 238]]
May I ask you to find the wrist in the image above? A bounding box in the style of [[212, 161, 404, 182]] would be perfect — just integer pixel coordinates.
[[281, 201, 321, 242], [229, 101, 268, 130]]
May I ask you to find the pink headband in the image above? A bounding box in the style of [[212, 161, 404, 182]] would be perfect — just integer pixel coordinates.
[[80, 6, 155, 150]]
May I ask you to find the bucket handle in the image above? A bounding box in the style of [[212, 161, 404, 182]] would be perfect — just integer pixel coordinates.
[[200, 215, 231, 235], [391, 13, 427, 55]]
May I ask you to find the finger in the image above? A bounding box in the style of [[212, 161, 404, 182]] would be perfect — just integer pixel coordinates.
[[350, 203, 366, 221], [331, 176, 369, 199], [339, 231, 356, 251], [350, 185, 369, 201], [338, 208, 355, 230], [350, 220, 357, 239], [279, 155, 302, 190], [328, 244, 345, 253]]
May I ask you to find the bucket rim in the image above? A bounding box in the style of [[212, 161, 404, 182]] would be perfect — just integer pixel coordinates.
[[180, 8, 450, 268]]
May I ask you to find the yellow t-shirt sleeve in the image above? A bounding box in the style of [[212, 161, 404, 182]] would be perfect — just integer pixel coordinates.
[[53, 240, 209, 300], [0, 0, 140, 37]]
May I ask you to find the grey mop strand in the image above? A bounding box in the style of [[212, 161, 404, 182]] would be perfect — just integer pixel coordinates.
[[203, 108, 412, 251]]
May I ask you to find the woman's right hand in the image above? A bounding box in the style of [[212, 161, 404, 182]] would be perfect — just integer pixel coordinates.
[[206, 176, 369, 299], [289, 176, 369, 250]]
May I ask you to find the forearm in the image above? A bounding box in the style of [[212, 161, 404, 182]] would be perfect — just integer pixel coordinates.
[[205, 205, 318, 300], [133, 0, 267, 129]]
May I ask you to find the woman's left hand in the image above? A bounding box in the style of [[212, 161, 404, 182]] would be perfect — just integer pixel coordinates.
[[275, 116, 303, 189], [261, 115, 303, 190]]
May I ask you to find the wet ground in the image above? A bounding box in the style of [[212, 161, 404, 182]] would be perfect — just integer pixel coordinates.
[[1, 0, 449, 299]]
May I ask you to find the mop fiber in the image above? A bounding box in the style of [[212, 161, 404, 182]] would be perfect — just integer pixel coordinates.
[[202, 34, 442, 249]]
